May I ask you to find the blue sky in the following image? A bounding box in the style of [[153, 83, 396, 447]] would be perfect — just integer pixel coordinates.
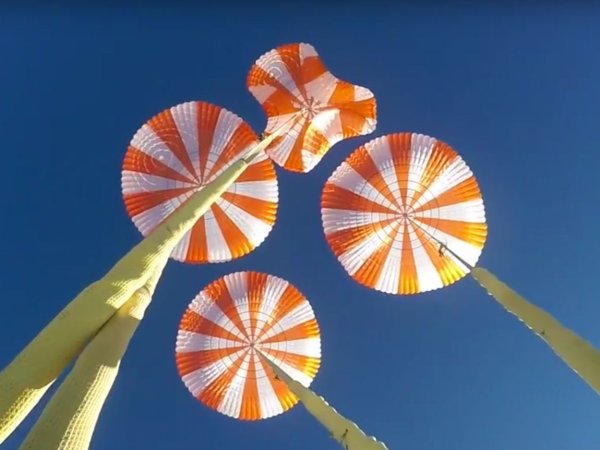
[[1, 3, 600, 449]]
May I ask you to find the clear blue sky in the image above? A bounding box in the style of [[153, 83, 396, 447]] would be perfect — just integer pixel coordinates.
[[1, 3, 600, 449]]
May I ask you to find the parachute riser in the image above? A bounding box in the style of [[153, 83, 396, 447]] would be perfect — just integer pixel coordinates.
[[257, 350, 389, 450], [241, 117, 295, 163]]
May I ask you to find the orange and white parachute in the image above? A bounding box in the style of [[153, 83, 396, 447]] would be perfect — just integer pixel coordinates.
[[321, 132, 487, 295], [175, 271, 321, 420], [247, 43, 377, 173], [121, 101, 278, 264]]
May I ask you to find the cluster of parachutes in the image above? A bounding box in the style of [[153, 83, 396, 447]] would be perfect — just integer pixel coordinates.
[[121, 42, 488, 429], [2, 40, 597, 450]]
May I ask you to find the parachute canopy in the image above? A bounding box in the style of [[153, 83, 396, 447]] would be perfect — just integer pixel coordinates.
[[175, 271, 321, 420], [122, 101, 278, 264], [247, 42, 377, 173], [321, 132, 487, 295]]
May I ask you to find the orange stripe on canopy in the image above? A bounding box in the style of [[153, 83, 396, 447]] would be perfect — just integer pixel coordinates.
[[123, 188, 191, 218], [148, 110, 198, 180], [195, 102, 220, 182], [179, 310, 245, 344], [204, 278, 250, 341], [176, 346, 245, 377], [123, 147, 195, 184], [197, 352, 246, 410], [322, 185, 399, 215], [239, 355, 261, 420]]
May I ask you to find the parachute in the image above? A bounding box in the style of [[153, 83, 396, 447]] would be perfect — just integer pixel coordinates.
[[176, 271, 321, 420], [322, 132, 487, 294], [175, 271, 389, 449], [122, 101, 279, 263], [247, 43, 377, 173]]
